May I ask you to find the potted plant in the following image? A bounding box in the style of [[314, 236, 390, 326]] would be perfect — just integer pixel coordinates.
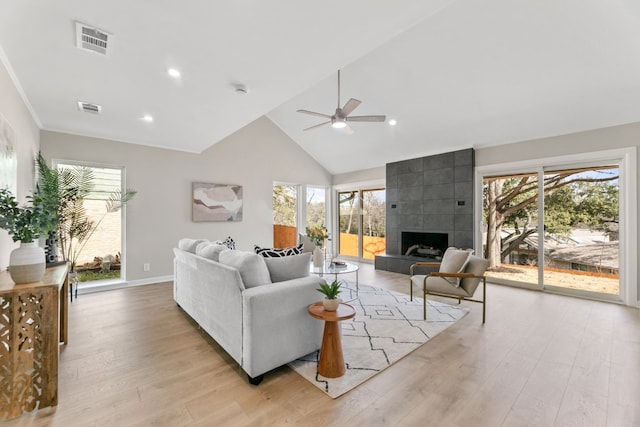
[[306, 224, 327, 268], [306, 224, 327, 248], [0, 187, 56, 283], [317, 280, 342, 311]]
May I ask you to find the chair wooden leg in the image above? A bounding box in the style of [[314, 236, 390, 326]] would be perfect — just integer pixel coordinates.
[[423, 289, 427, 320], [482, 278, 486, 324], [410, 277, 413, 301]]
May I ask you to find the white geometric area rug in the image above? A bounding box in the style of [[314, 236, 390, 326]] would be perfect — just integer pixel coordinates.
[[289, 284, 469, 398]]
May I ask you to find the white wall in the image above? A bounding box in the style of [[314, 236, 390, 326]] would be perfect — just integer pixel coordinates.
[[332, 166, 384, 186], [0, 58, 41, 269], [40, 116, 332, 282], [475, 123, 640, 166]]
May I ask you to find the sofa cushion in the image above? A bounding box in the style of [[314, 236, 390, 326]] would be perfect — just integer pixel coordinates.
[[196, 243, 229, 262], [254, 243, 304, 258], [439, 247, 473, 286], [264, 253, 311, 282], [178, 238, 208, 253], [218, 250, 272, 288], [214, 236, 236, 250]]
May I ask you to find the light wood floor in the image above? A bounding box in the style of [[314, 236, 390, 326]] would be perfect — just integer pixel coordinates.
[[5, 264, 639, 426]]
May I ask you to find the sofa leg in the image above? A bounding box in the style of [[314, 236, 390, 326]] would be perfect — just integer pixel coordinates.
[[248, 374, 264, 385]]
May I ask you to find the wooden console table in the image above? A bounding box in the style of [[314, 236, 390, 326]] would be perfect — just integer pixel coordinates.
[[0, 264, 69, 420]]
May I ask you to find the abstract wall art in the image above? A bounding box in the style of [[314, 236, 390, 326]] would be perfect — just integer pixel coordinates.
[[0, 113, 17, 193], [192, 182, 243, 222]]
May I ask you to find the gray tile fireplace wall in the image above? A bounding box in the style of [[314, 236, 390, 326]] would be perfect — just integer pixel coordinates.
[[375, 148, 474, 274]]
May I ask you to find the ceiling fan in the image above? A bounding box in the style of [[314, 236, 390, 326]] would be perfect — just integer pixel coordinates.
[[297, 70, 386, 134]]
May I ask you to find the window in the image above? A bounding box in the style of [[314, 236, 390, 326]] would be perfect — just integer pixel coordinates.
[[306, 186, 326, 230], [54, 161, 128, 283], [273, 183, 298, 248], [273, 184, 330, 249]]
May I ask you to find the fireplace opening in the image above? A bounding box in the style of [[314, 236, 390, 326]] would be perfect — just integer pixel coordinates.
[[401, 232, 448, 259]]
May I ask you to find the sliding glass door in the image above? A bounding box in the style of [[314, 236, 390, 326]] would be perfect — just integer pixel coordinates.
[[482, 163, 620, 300], [338, 188, 386, 261], [338, 191, 359, 258], [362, 189, 386, 260], [542, 167, 619, 296], [483, 172, 540, 288]]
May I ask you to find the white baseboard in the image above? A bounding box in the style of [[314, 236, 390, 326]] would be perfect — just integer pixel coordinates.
[[76, 275, 173, 296]]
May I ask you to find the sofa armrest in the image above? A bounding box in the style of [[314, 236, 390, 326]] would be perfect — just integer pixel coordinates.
[[241, 275, 325, 377]]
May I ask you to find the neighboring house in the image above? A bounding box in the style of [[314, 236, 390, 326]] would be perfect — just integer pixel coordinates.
[[501, 229, 619, 275]]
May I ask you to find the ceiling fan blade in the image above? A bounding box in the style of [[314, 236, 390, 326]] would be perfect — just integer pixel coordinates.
[[341, 98, 361, 116], [297, 109, 332, 119], [303, 121, 331, 131], [344, 124, 354, 135], [347, 115, 386, 122]]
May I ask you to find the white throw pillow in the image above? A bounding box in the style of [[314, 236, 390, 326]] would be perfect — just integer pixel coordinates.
[[298, 234, 316, 253], [196, 243, 229, 262], [178, 238, 208, 254], [218, 250, 272, 288], [264, 253, 311, 282], [439, 247, 473, 286]]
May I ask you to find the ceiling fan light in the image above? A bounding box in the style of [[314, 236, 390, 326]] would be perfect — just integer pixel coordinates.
[[331, 118, 347, 128]]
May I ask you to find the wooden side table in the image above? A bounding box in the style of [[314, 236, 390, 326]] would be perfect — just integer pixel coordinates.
[[0, 264, 69, 420], [308, 302, 356, 378]]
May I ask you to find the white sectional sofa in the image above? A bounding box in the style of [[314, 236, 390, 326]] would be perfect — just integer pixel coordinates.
[[173, 239, 324, 384]]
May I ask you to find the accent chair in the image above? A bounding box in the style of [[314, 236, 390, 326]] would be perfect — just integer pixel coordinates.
[[409, 248, 489, 323]]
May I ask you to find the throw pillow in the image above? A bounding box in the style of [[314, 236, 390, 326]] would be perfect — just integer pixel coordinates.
[[264, 252, 311, 282], [196, 243, 229, 262], [459, 256, 489, 294], [218, 250, 271, 288], [178, 238, 208, 254], [298, 234, 316, 253], [439, 247, 473, 287], [214, 236, 236, 250], [254, 243, 304, 258]]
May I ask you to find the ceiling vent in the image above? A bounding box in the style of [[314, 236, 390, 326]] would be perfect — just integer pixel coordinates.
[[75, 22, 112, 55], [77, 101, 102, 114]]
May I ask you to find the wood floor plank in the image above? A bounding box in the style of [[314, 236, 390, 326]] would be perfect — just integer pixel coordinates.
[[1, 268, 638, 427]]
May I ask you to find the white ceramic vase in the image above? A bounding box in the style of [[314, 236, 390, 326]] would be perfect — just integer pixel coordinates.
[[313, 247, 324, 268], [322, 298, 340, 312], [9, 241, 46, 284]]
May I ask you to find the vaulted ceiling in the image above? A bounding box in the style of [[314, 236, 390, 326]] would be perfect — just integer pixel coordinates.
[[2, 1, 640, 174]]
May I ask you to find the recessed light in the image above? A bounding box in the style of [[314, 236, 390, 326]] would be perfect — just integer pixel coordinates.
[[141, 114, 153, 123], [168, 68, 181, 78], [389, 119, 397, 126]]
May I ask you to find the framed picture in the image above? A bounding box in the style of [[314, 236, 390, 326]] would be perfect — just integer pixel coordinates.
[[192, 182, 243, 222], [0, 112, 17, 193]]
